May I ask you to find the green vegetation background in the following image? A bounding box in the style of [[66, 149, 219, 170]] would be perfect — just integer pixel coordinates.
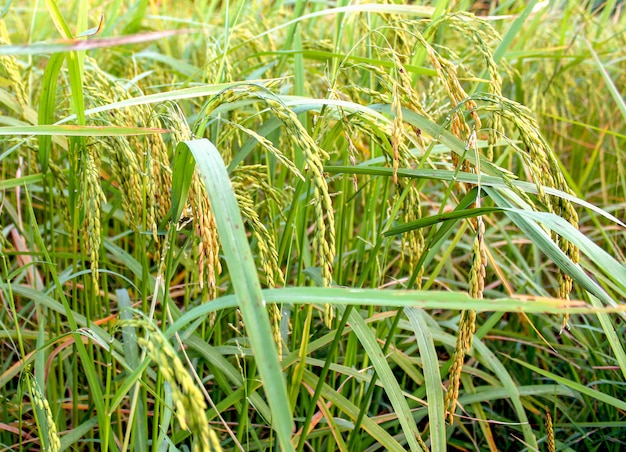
[[0, 1, 624, 451]]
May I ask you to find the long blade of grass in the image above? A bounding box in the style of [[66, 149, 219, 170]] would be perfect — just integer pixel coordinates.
[[504, 209, 626, 292], [340, 305, 423, 451], [44, 0, 73, 38], [586, 39, 626, 120], [0, 173, 45, 191], [508, 356, 626, 411], [165, 288, 600, 338], [0, 124, 169, 136], [485, 187, 626, 380], [325, 164, 626, 228], [171, 139, 294, 451], [385, 207, 504, 236], [0, 29, 193, 55], [54, 80, 283, 124], [405, 308, 446, 451], [37, 52, 65, 173]]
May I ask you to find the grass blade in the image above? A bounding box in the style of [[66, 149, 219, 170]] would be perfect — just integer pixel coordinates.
[[509, 356, 626, 411], [0, 124, 168, 136], [472, 339, 538, 449], [37, 52, 65, 172], [172, 138, 295, 451], [341, 305, 423, 451], [406, 308, 446, 451], [485, 187, 626, 380], [586, 39, 626, 121]]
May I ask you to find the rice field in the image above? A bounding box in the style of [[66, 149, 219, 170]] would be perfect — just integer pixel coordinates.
[[0, 1, 625, 451]]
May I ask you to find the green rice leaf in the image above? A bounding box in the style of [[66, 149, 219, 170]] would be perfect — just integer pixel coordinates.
[[37, 53, 65, 173], [340, 305, 423, 451], [509, 356, 626, 411], [385, 207, 503, 236], [472, 339, 538, 449], [171, 138, 295, 451], [406, 308, 446, 451], [0, 124, 168, 136]]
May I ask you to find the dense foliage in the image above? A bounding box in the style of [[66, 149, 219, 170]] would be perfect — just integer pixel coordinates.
[[1, 1, 624, 451]]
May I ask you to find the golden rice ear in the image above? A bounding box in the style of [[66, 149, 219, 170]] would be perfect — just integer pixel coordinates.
[[444, 211, 484, 424], [0, 20, 27, 110], [25, 373, 61, 452], [262, 95, 336, 288], [545, 409, 556, 452], [231, 170, 286, 353], [443, 324, 464, 425], [478, 95, 580, 309], [81, 144, 106, 294], [189, 172, 221, 298], [468, 217, 487, 302], [137, 325, 223, 452], [391, 78, 404, 186]]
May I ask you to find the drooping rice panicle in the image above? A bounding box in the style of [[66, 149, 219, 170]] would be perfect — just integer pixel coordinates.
[[133, 322, 223, 452]]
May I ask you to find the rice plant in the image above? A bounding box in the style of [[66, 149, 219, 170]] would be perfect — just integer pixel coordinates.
[[1, 1, 624, 451]]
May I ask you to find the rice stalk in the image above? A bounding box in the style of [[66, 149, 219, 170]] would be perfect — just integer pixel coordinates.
[[333, 96, 426, 286], [393, 60, 427, 287], [414, 30, 482, 132], [437, 12, 505, 160], [262, 95, 336, 290], [224, 120, 303, 180], [82, 61, 152, 233], [445, 128, 485, 423], [106, 137, 144, 231], [143, 125, 168, 242], [231, 169, 286, 283]]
